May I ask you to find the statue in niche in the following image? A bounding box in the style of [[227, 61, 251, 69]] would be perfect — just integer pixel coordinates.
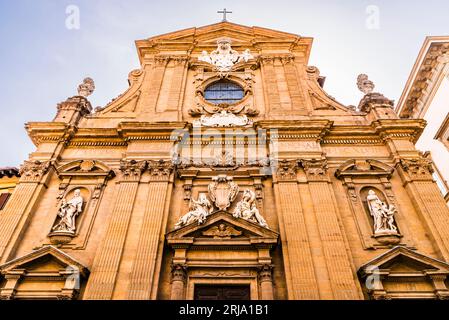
[[366, 190, 398, 235], [175, 193, 213, 229], [52, 189, 84, 234], [233, 189, 269, 228]]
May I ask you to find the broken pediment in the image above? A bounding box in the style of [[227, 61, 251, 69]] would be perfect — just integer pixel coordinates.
[[335, 159, 394, 179], [57, 160, 115, 178], [358, 246, 449, 300], [166, 211, 279, 246], [0, 246, 89, 300]]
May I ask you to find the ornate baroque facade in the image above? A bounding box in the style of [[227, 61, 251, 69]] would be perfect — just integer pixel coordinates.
[[1, 22, 449, 300]]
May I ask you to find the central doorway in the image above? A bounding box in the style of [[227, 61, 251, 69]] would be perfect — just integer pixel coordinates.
[[194, 285, 250, 300]]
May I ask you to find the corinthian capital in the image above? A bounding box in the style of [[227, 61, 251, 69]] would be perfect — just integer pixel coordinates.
[[19, 160, 51, 182], [148, 160, 174, 181], [273, 159, 300, 182], [301, 159, 328, 181], [119, 160, 146, 181], [399, 157, 434, 180]]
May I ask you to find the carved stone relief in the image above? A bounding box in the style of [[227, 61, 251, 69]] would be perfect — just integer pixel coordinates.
[[174, 175, 270, 230], [198, 38, 254, 73], [201, 223, 242, 239]]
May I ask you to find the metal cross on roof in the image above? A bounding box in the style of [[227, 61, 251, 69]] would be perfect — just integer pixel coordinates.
[[217, 8, 232, 22]]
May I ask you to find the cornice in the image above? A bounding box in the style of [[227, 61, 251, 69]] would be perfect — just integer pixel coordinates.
[[118, 121, 189, 142], [256, 120, 332, 141], [396, 38, 449, 118], [371, 119, 427, 143], [25, 122, 68, 146]]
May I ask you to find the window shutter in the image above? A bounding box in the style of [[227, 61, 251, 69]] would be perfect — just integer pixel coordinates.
[[0, 193, 11, 210]]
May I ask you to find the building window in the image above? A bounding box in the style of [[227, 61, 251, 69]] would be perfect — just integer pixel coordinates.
[[204, 80, 244, 105], [0, 193, 11, 210]]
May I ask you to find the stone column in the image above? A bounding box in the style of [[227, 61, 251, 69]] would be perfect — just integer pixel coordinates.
[[0, 160, 51, 263], [397, 158, 449, 261], [83, 160, 146, 300], [170, 264, 187, 300], [272, 160, 319, 299], [301, 159, 362, 300], [258, 264, 274, 300], [127, 160, 174, 300]]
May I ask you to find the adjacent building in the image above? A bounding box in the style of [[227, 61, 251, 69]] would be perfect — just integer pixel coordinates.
[[396, 36, 449, 205]]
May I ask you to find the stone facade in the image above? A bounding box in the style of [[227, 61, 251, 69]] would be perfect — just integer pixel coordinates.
[[1, 22, 449, 300]]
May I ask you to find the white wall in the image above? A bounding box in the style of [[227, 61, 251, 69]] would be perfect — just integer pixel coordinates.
[[416, 77, 449, 188]]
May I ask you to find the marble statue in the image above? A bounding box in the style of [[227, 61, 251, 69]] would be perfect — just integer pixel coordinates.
[[175, 193, 213, 229], [366, 190, 398, 235], [233, 189, 269, 228], [52, 189, 84, 234]]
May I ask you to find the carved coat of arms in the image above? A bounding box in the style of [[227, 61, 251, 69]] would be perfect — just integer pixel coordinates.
[[208, 175, 239, 211]]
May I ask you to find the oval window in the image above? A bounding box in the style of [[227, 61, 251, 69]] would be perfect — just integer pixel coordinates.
[[204, 80, 244, 104]]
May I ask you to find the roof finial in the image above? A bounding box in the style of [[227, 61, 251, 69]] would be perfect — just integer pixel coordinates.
[[77, 77, 95, 97], [217, 8, 232, 22], [357, 74, 375, 95]]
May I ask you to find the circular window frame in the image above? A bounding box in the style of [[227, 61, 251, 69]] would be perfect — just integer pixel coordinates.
[[196, 76, 251, 107], [203, 80, 245, 105]]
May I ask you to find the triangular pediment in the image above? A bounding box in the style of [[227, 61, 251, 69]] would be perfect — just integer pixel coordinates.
[[145, 22, 302, 43], [136, 22, 313, 63], [358, 246, 449, 277], [0, 246, 89, 277], [166, 211, 279, 242]]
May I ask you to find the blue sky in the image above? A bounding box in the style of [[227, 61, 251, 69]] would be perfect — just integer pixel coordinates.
[[0, 0, 448, 166]]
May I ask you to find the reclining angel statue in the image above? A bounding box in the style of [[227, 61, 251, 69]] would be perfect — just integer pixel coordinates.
[[175, 193, 213, 229], [233, 189, 269, 228]]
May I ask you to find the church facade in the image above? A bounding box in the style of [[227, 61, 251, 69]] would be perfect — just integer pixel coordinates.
[[1, 22, 449, 300]]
